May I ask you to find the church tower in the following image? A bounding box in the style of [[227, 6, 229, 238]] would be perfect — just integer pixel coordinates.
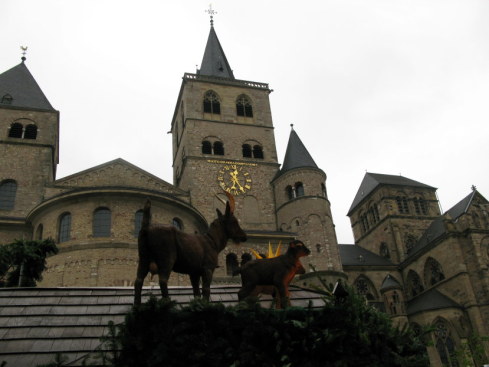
[[0, 58, 59, 243], [170, 19, 280, 233], [273, 127, 343, 283], [347, 173, 441, 262]]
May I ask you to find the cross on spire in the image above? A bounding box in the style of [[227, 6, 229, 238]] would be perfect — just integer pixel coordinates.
[[20, 46, 28, 62], [205, 4, 217, 27]]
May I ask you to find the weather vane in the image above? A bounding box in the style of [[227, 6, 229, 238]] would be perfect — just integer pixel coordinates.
[[20, 46, 28, 62], [205, 4, 217, 26]]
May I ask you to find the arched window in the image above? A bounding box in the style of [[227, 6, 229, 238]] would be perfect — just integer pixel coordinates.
[[396, 196, 409, 214], [236, 95, 253, 117], [172, 217, 183, 230], [24, 124, 38, 139], [406, 270, 424, 298], [434, 320, 458, 367], [252, 145, 263, 159], [213, 141, 224, 155], [413, 197, 428, 215], [286, 185, 295, 200], [201, 140, 212, 154], [380, 242, 390, 259], [93, 207, 111, 237], [36, 224, 43, 240], [295, 182, 304, 197], [242, 144, 252, 158], [8, 123, 23, 138], [0, 180, 17, 210], [424, 257, 445, 286], [203, 91, 220, 114], [134, 210, 143, 237], [354, 276, 377, 300], [58, 212, 71, 243], [226, 253, 239, 275]]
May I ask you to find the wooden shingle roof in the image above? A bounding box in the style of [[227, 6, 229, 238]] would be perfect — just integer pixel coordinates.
[[0, 286, 325, 366]]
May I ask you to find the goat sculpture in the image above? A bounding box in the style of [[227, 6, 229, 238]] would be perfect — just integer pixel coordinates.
[[235, 240, 311, 309], [134, 192, 247, 306]]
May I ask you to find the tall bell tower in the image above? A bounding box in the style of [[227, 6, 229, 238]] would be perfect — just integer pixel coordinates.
[[0, 56, 59, 243], [170, 16, 280, 232]]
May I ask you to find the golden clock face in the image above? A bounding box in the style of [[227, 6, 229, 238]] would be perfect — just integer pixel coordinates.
[[217, 164, 252, 195]]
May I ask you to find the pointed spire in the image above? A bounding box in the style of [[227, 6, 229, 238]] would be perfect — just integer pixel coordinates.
[[277, 127, 318, 177], [0, 62, 54, 110], [198, 8, 235, 80]]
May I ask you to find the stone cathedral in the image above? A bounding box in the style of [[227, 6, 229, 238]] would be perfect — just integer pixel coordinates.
[[1, 21, 488, 366]]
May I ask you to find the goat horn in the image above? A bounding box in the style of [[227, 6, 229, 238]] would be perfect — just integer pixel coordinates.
[[215, 194, 226, 205], [224, 190, 235, 213]]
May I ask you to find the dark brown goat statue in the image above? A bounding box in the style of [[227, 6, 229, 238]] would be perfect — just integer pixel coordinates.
[[235, 240, 311, 309], [134, 193, 247, 306]]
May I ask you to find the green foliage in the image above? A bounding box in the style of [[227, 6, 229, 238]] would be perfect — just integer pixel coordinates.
[[0, 239, 58, 287], [105, 287, 428, 367]]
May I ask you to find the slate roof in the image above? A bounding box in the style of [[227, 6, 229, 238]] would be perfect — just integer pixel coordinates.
[[445, 190, 486, 220], [0, 62, 55, 111], [0, 286, 325, 367], [275, 129, 318, 179], [407, 288, 461, 315], [380, 274, 401, 292], [199, 25, 235, 79], [348, 173, 435, 215], [405, 190, 487, 260], [338, 244, 394, 267]]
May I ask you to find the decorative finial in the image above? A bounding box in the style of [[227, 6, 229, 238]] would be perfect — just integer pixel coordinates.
[[205, 4, 217, 27], [290, 123, 294, 130], [471, 185, 477, 191], [20, 46, 28, 62]]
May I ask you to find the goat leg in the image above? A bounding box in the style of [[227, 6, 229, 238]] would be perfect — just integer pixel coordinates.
[[190, 273, 201, 298], [201, 269, 214, 301], [134, 261, 149, 306]]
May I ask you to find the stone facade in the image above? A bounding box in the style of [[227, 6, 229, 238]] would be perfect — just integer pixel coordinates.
[[1, 26, 489, 366]]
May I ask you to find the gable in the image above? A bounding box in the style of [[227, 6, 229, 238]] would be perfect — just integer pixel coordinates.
[[46, 158, 185, 198]]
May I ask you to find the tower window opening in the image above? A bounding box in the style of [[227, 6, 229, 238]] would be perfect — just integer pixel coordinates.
[[202, 140, 212, 154], [24, 124, 38, 139], [213, 141, 224, 155], [242, 144, 252, 158], [286, 185, 295, 200], [295, 182, 304, 197], [236, 95, 253, 117], [252, 145, 263, 159], [8, 123, 23, 138], [203, 91, 221, 114], [0, 180, 17, 210], [396, 196, 409, 214]]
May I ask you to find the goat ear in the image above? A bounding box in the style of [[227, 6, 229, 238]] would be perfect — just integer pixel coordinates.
[[216, 208, 223, 218], [225, 201, 231, 217]]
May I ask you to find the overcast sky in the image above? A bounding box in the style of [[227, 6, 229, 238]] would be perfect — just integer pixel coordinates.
[[1, 0, 488, 243]]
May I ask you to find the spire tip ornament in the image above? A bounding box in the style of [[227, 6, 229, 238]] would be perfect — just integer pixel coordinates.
[[205, 4, 217, 27], [20, 46, 28, 62]]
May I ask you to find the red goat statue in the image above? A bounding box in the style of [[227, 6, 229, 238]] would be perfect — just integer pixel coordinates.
[[134, 193, 247, 306], [236, 240, 311, 309]]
